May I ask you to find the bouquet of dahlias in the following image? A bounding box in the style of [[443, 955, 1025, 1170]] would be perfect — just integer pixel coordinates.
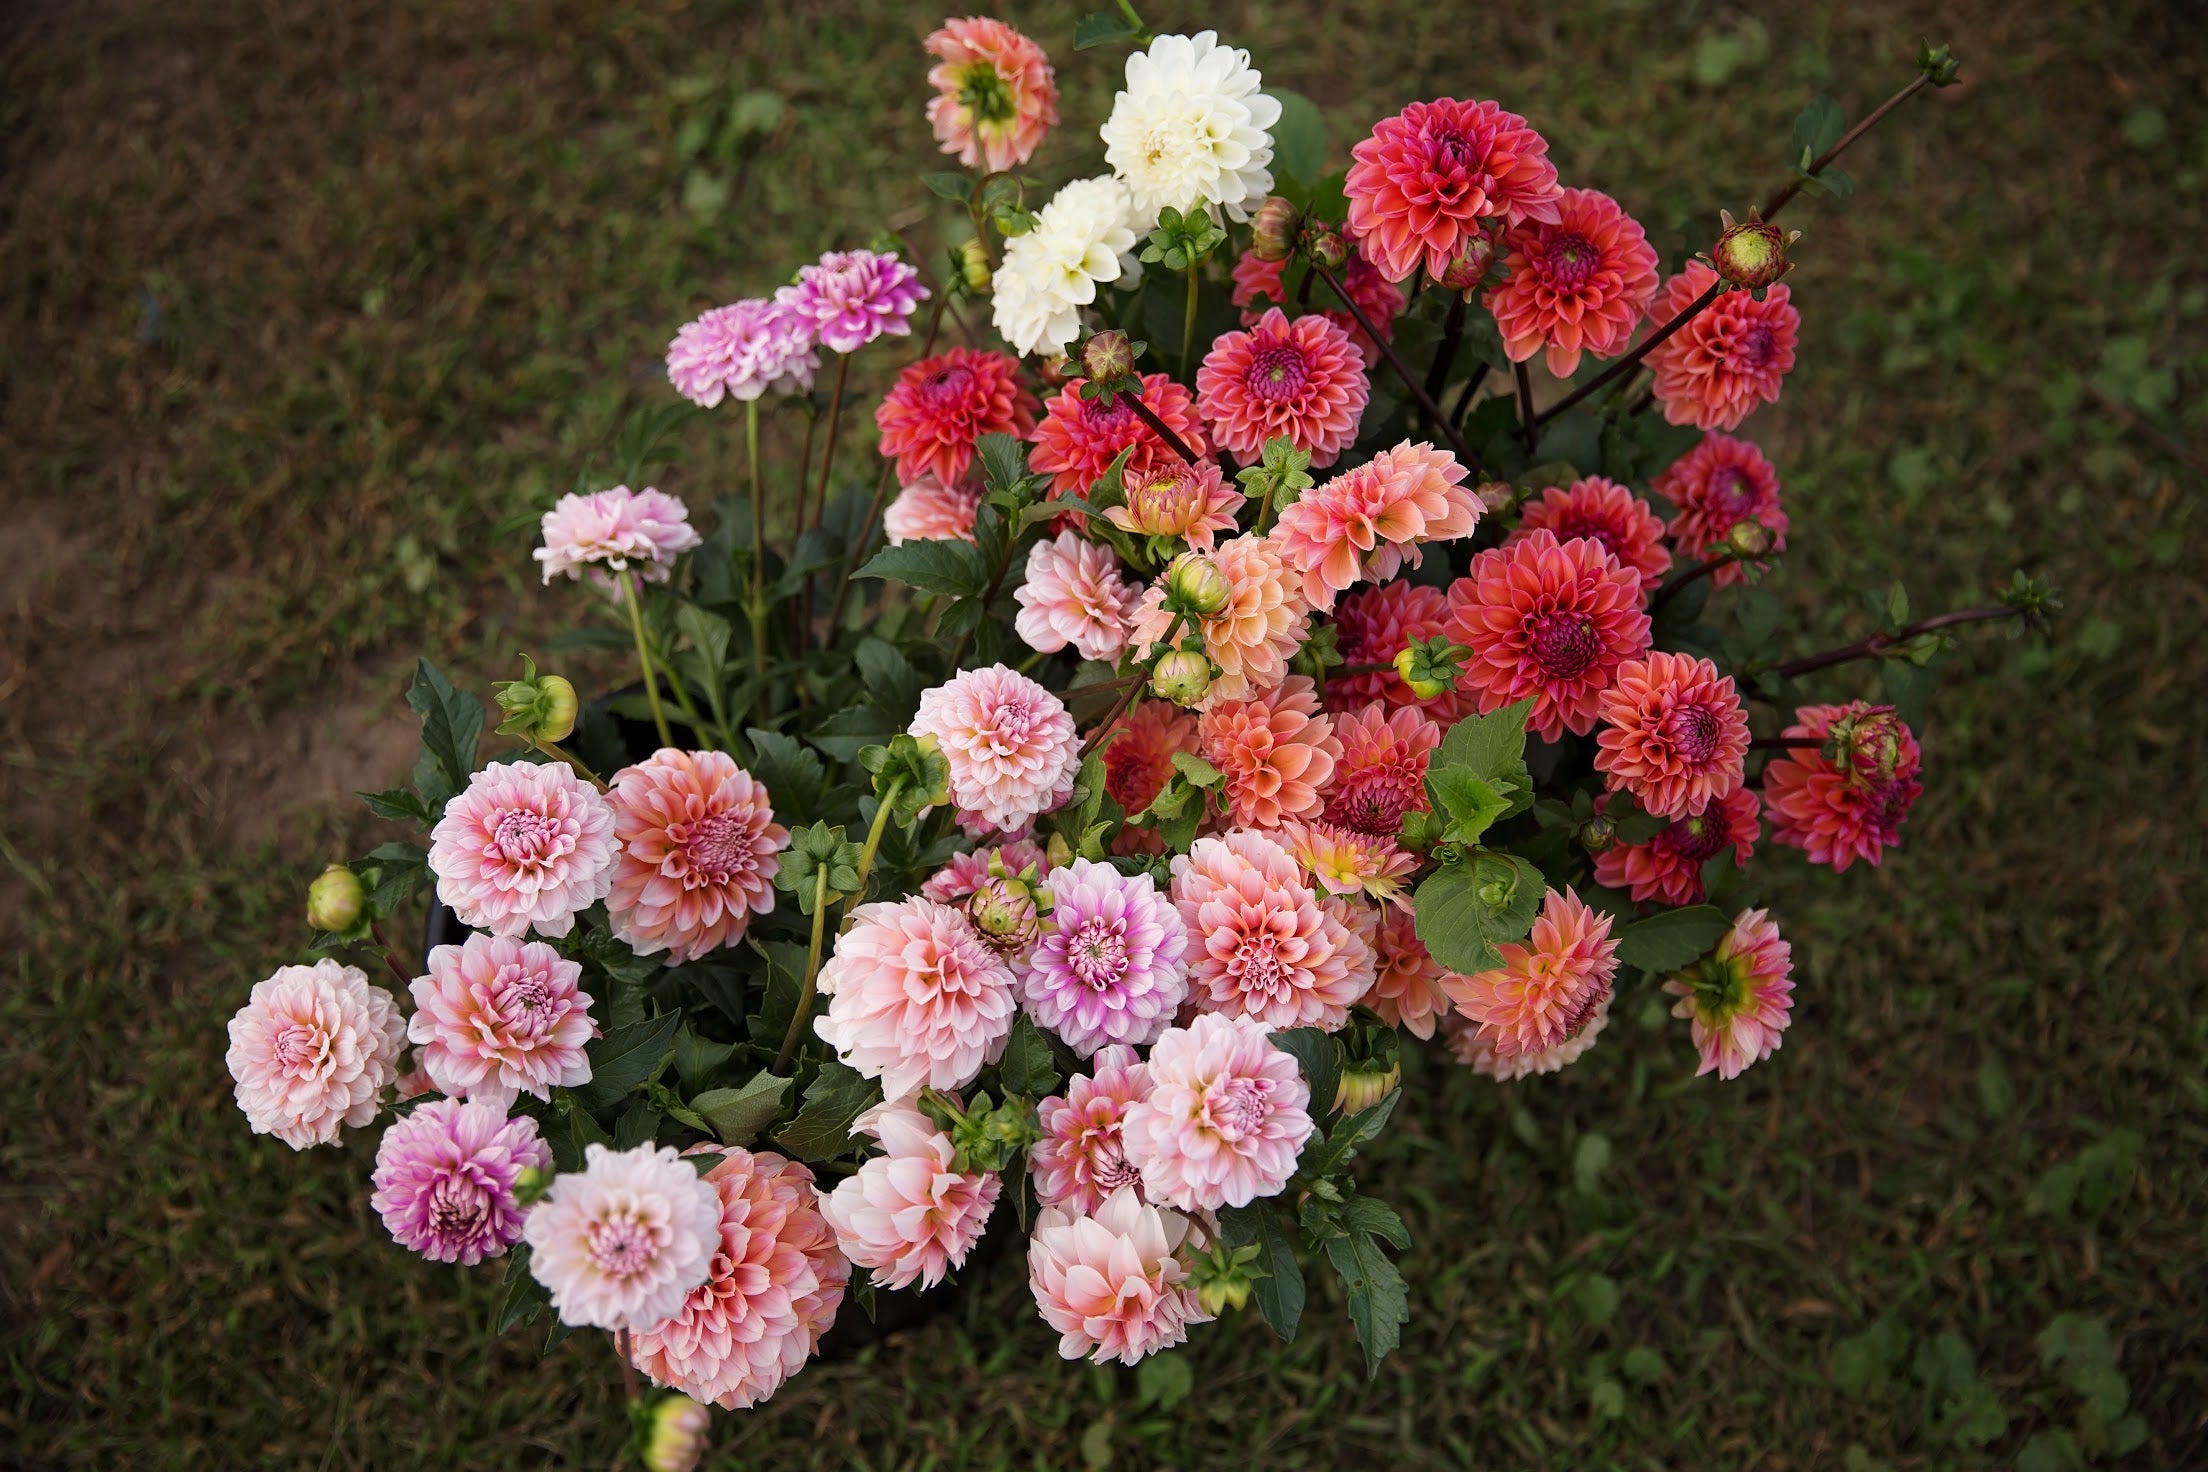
[[226, 10, 2048, 1459]]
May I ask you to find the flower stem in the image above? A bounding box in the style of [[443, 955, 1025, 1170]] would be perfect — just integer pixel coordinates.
[[1760, 73, 1933, 221], [775, 863, 833, 1075], [746, 398, 768, 685], [1121, 384, 1209, 468], [1314, 264, 1483, 475], [1113, 0, 1151, 42], [1771, 605, 2015, 679], [845, 779, 903, 924], [367, 921, 416, 987], [535, 740, 606, 789], [1512, 359, 1538, 446], [1534, 277, 1724, 430], [798, 352, 852, 653], [1422, 291, 1467, 434], [620, 570, 675, 749], [1181, 266, 1201, 382], [615, 1328, 640, 1406], [1449, 361, 1491, 429], [1648, 554, 1728, 616]]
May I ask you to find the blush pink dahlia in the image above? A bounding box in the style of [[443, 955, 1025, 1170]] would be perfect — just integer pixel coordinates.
[[536, 486, 703, 594], [1230, 246, 1404, 366], [371, 1098, 550, 1265], [1169, 829, 1371, 1031], [627, 1146, 848, 1411], [408, 933, 596, 1107], [1099, 701, 1199, 814], [1022, 860, 1189, 1056], [606, 749, 789, 963], [1654, 432, 1788, 586], [875, 347, 1037, 489], [922, 839, 1052, 905], [1594, 785, 1760, 907], [1195, 307, 1369, 469], [1646, 262, 1800, 431], [1197, 675, 1341, 830], [1028, 1187, 1210, 1365], [1104, 459, 1245, 551], [1485, 187, 1659, 379], [1664, 907, 1794, 1080], [227, 959, 404, 1149], [1270, 441, 1478, 612], [910, 665, 1082, 834], [883, 473, 983, 545], [1594, 651, 1751, 821], [1128, 533, 1308, 706], [1014, 530, 1138, 664], [1325, 580, 1474, 723], [1346, 98, 1562, 284], [1441, 887, 1619, 1058], [428, 760, 618, 939], [1506, 476, 1673, 596], [1367, 906, 1449, 1038], [923, 17, 1058, 174], [1444, 530, 1652, 741], [1323, 701, 1440, 838], [524, 1142, 724, 1331], [665, 298, 818, 408], [1122, 1012, 1315, 1211], [780, 249, 928, 355], [820, 1103, 1000, 1291], [1277, 819, 1418, 909], [1762, 702, 1924, 873], [814, 897, 1016, 1098], [1032, 1045, 1151, 1214], [1030, 374, 1210, 500], [1442, 992, 1612, 1080]]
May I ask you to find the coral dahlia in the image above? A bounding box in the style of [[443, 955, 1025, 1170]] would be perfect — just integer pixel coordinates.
[[820, 1103, 999, 1291], [1594, 785, 1760, 907], [1506, 476, 1673, 596], [1367, 906, 1450, 1038], [1030, 373, 1210, 500], [883, 473, 983, 546], [1441, 887, 1619, 1057], [910, 665, 1082, 834], [1022, 859, 1189, 1056], [1323, 701, 1440, 839], [1271, 441, 1478, 612], [371, 1098, 549, 1265], [1277, 819, 1418, 908], [813, 897, 1016, 1099], [408, 933, 596, 1107], [1014, 530, 1138, 664], [428, 760, 619, 939], [924, 17, 1058, 174], [1028, 1187, 1212, 1365], [524, 1142, 724, 1331], [1442, 993, 1612, 1080], [1762, 701, 1923, 873], [1195, 307, 1369, 469], [227, 959, 404, 1150], [1197, 675, 1341, 830], [1105, 458, 1245, 552], [1031, 1045, 1152, 1214], [874, 347, 1037, 489], [1663, 907, 1793, 1080], [608, 749, 790, 963], [1121, 1012, 1315, 1211], [1645, 262, 1799, 431], [1346, 98, 1562, 284], [1128, 533, 1307, 707], [1169, 829, 1371, 1031], [1098, 701, 1200, 813], [1653, 432, 1788, 587], [1594, 651, 1751, 821], [1485, 187, 1659, 379], [1325, 580, 1473, 723], [1444, 530, 1652, 741]]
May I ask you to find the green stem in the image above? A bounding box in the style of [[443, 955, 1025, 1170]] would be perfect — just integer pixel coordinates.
[[1181, 266, 1201, 383], [775, 864, 833, 1076], [535, 740, 605, 789], [1113, 0, 1151, 42], [1760, 73, 1933, 221], [746, 398, 768, 685], [845, 779, 903, 928], [620, 569, 675, 749]]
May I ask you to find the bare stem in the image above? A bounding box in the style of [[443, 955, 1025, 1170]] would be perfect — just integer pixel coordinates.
[[615, 1329, 640, 1406], [1648, 554, 1729, 616], [746, 398, 768, 685], [1512, 359, 1537, 446], [845, 779, 902, 925], [1535, 278, 1724, 430], [620, 569, 675, 749], [367, 922, 416, 987], [1448, 361, 1490, 430], [1423, 291, 1467, 435], [1771, 606, 2014, 679], [774, 864, 833, 1075], [1761, 74, 1933, 221], [1315, 264, 1483, 475], [1121, 385, 1209, 468], [535, 740, 606, 790], [1181, 267, 1201, 383]]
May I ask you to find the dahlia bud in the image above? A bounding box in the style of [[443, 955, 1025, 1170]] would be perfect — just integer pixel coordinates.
[[1303, 223, 1348, 272], [1164, 552, 1232, 617], [1150, 650, 1214, 707], [492, 656, 579, 744], [1918, 42, 1963, 87], [1044, 832, 1074, 869], [1394, 637, 1468, 700], [1333, 1060, 1402, 1116], [643, 1395, 713, 1472], [958, 237, 993, 295], [1395, 648, 1447, 700], [512, 1164, 551, 1205], [305, 864, 365, 933], [1080, 330, 1136, 384], [1037, 352, 1077, 387], [1824, 705, 1910, 786], [966, 876, 1040, 954], [1433, 228, 1497, 293], [1249, 195, 1299, 262], [1577, 815, 1617, 854], [1475, 480, 1519, 515], [1189, 1242, 1264, 1317], [1706, 209, 1799, 292], [1725, 518, 1776, 559]]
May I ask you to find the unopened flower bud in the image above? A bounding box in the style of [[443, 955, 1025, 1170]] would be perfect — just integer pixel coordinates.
[[1189, 1242, 1262, 1316], [1151, 650, 1214, 707], [1706, 209, 1798, 292], [1917, 42, 1963, 87], [1577, 816, 1617, 854], [959, 237, 993, 294], [1726, 518, 1775, 559], [1080, 330, 1136, 384], [1394, 647, 1447, 700], [1824, 705, 1910, 787], [1044, 832, 1074, 868], [306, 864, 365, 933], [1037, 352, 1076, 387], [1333, 1060, 1402, 1115], [512, 1164, 551, 1204], [1165, 552, 1231, 617], [1250, 195, 1299, 262], [493, 658, 579, 744], [643, 1395, 713, 1472], [966, 877, 1039, 953], [1433, 229, 1497, 292], [1476, 480, 1519, 515], [1303, 224, 1348, 272]]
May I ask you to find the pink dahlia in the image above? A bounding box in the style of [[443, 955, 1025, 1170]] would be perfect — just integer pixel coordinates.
[[910, 665, 1082, 834], [627, 1146, 848, 1411], [1367, 906, 1449, 1038], [1230, 246, 1404, 367], [1646, 262, 1799, 431], [921, 838, 1052, 905], [1346, 98, 1562, 284], [923, 17, 1058, 174], [1014, 530, 1138, 664], [607, 749, 790, 963], [875, 347, 1037, 489], [1323, 701, 1440, 838], [1594, 785, 1760, 907], [1506, 477, 1673, 596], [1485, 187, 1659, 379], [1122, 1012, 1315, 1211], [535, 486, 703, 594], [1022, 860, 1188, 1056], [1442, 992, 1612, 1080], [1030, 374, 1210, 500], [779, 249, 927, 355], [371, 1098, 549, 1265], [1104, 459, 1244, 552], [1654, 432, 1788, 586], [665, 297, 818, 408], [1440, 887, 1619, 1058], [408, 933, 596, 1107], [1594, 651, 1751, 821], [820, 1103, 1000, 1291], [1270, 440, 1478, 612], [1195, 307, 1369, 469], [428, 759, 618, 939], [1325, 580, 1474, 723], [1762, 702, 1923, 873], [1277, 819, 1418, 909], [1664, 907, 1793, 1080], [524, 1142, 724, 1331], [227, 959, 403, 1149], [1169, 829, 1371, 1031], [1098, 701, 1199, 813], [1444, 530, 1652, 741], [1128, 533, 1308, 707], [1029, 1187, 1211, 1365], [1031, 1045, 1151, 1214], [814, 896, 1016, 1098], [883, 473, 983, 545], [1197, 675, 1341, 830]]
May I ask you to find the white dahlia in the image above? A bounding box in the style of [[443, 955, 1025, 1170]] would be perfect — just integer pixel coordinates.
[[993, 175, 1141, 358], [1100, 31, 1280, 222]]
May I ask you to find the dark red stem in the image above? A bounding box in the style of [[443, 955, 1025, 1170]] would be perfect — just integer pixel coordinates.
[[1534, 278, 1724, 430], [1315, 264, 1484, 475], [1761, 74, 1934, 221], [1772, 606, 2012, 679]]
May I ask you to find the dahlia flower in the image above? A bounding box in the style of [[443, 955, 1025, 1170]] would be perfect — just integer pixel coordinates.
[[665, 297, 819, 408], [883, 473, 983, 545], [909, 665, 1082, 834], [993, 175, 1142, 358], [1101, 30, 1279, 221], [535, 486, 703, 594], [1441, 887, 1619, 1058], [1664, 907, 1793, 1080], [524, 1142, 724, 1331], [1323, 701, 1440, 838], [1122, 1012, 1315, 1211], [1030, 372, 1209, 500], [1098, 700, 1199, 813], [1277, 819, 1418, 908], [1485, 187, 1659, 379], [814, 896, 1016, 1098], [608, 749, 789, 962], [1170, 829, 1370, 1031], [780, 249, 927, 354], [1270, 440, 1478, 612], [226, 959, 404, 1149], [1506, 476, 1673, 596], [1325, 579, 1474, 722], [1654, 432, 1788, 586], [1127, 533, 1307, 706], [1367, 906, 1449, 1038], [1031, 1045, 1152, 1214], [1444, 529, 1653, 741], [874, 347, 1037, 489], [1105, 459, 1245, 551], [1196, 675, 1341, 830], [1645, 262, 1799, 431], [1231, 246, 1404, 366], [1029, 1187, 1212, 1365], [428, 759, 618, 939], [1014, 530, 1138, 664], [921, 838, 1053, 905], [923, 17, 1058, 173], [1594, 785, 1761, 907], [1762, 701, 1924, 872], [1195, 308, 1369, 469], [1442, 992, 1612, 1080], [1021, 860, 1189, 1056], [1594, 652, 1751, 821], [408, 933, 596, 1107], [370, 1098, 549, 1265], [1346, 98, 1562, 284], [627, 1146, 848, 1411], [820, 1103, 1000, 1291]]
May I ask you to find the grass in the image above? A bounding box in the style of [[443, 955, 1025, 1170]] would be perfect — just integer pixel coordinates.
[[3, 1, 2203, 1467]]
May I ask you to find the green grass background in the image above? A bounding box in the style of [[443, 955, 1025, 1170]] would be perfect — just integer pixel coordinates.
[[3, 1, 2203, 1467]]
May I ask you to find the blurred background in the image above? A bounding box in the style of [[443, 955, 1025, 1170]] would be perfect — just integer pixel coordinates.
[[3, 2, 2202, 1467]]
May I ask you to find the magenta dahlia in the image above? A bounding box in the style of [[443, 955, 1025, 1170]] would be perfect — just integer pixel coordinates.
[[1485, 187, 1659, 379], [874, 347, 1037, 489], [1645, 262, 1799, 431], [1346, 98, 1562, 284], [1444, 530, 1653, 741], [1195, 307, 1369, 469], [371, 1098, 549, 1265], [1654, 432, 1788, 586]]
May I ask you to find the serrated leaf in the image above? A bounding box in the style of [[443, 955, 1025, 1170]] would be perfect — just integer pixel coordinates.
[[994, 1013, 1062, 1098], [1168, 749, 1224, 787], [613, 1100, 661, 1148], [771, 1060, 880, 1160], [1073, 11, 1141, 50], [922, 171, 973, 201], [496, 1245, 550, 1334], [1299, 1092, 1399, 1181], [1265, 89, 1327, 190], [360, 787, 433, 823], [690, 1073, 792, 1145], [575, 1013, 681, 1110], [1412, 852, 1543, 975], [744, 728, 827, 821], [1613, 905, 1731, 972], [854, 638, 924, 722], [1266, 1028, 1341, 1122], [1325, 1228, 1408, 1378], [854, 538, 989, 597], [1832, 1316, 1908, 1397], [1335, 1193, 1410, 1249], [672, 1024, 739, 1091], [406, 658, 484, 805], [1427, 769, 1513, 843], [1217, 1203, 1305, 1341], [974, 432, 1031, 494]]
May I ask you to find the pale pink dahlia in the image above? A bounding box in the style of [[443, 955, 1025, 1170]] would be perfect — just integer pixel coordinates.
[[1654, 432, 1788, 587], [227, 959, 403, 1149], [924, 17, 1058, 173], [1646, 262, 1799, 431], [1594, 785, 1760, 907], [1022, 859, 1189, 1056], [1485, 187, 1659, 379], [813, 896, 1016, 1098], [1762, 702, 1923, 873], [408, 933, 596, 1107], [1197, 675, 1341, 830], [1030, 374, 1211, 500], [1277, 818, 1418, 909], [1195, 307, 1369, 469], [1128, 533, 1307, 707], [1440, 887, 1619, 1058], [1594, 651, 1751, 821], [1014, 530, 1138, 664], [910, 665, 1081, 833], [1029, 1187, 1211, 1365], [1230, 246, 1404, 366], [1169, 830, 1370, 1031], [883, 472, 984, 545], [1664, 907, 1793, 1080], [1442, 992, 1611, 1080], [535, 486, 703, 594], [1367, 906, 1449, 1038], [779, 249, 928, 354], [1444, 530, 1653, 741], [371, 1098, 549, 1265], [1031, 1045, 1151, 1214], [1099, 701, 1199, 814], [921, 838, 1052, 905], [428, 759, 618, 939], [1346, 98, 1562, 284], [1325, 580, 1474, 722], [1270, 440, 1478, 612], [627, 1146, 848, 1411], [1506, 476, 1673, 596], [1122, 1012, 1314, 1211], [1323, 701, 1440, 838], [524, 1142, 724, 1331], [607, 749, 789, 963], [665, 297, 818, 408], [875, 347, 1037, 489], [1104, 459, 1245, 552], [820, 1103, 1000, 1291]]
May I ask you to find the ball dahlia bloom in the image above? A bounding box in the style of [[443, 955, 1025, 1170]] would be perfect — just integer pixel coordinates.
[[1594, 651, 1751, 821], [1128, 533, 1307, 707], [607, 749, 790, 963], [1030, 373, 1209, 500], [536, 486, 703, 594], [627, 1146, 848, 1411], [1277, 819, 1418, 909], [874, 347, 1037, 489], [428, 759, 618, 939], [1645, 262, 1799, 431], [814, 896, 1015, 1098], [1105, 459, 1245, 551], [408, 933, 597, 1107], [1101, 30, 1279, 221], [1122, 1011, 1315, 1212], [1762, 702, 1924, 872], [1032, 1045, 1152, 1214], [1270, 441, 1478, 613], [1195, 307, 1369, 469], [1014, 530, 1138, 664], [1230, 246, 1404, 367], [1169, 829, 1371, 1031], [1098, 700, 1199, 813], [1594, 785, 1760, 907], [1367, 906, 1450, 1038], [1442, 992, 1612, 1080], [883, 473, 983, 545], [665, 297, 818, 408], [923, 16, 1058, 173], [1323, 701, 1440, 838], [1444, 529, 1653, 741], [1441, 887, 1619, 1058], [820, 1103, 1000, 1291], [1654, 432, 1788, 587], [227, 959, 404, 1149], [1022, 860, 1189, 1056], [1197, 675, 1341, 830], [1346, 98, 1562, 284], [1506, 476, 1673, 596], [993, 176, 1142, 358], [1325, 580, 1473, 722], [370, 1098, 549, 1265], [524, 1142, 724, 1331], [1029, 1187, 1212, 1365], [1663, 907, 1793, 1080], [1485, 187, 1659, 379], [909, 665, 1082, 834], [780, 249, 927, 355]]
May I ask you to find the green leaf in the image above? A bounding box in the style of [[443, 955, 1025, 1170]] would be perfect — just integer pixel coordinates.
[[1789, 95, 1848, 165], [1266, 1028, 1341, 1122], [1324, 1228, 1408, 1378], [854, 637, 924, 720], [496, 1245, 550, 1334], [1434, 696, 1536, 786], [1135, 1352, 1193, 1412], [1217, 1203, 1305, 1341], [1412, 852, 1544, 975], [854, 538, 989, 597], [1168, 750, 1224, 787], [1334, 1193, 1410, 1249], [1299, 1093, 1398, 1181], [1426, 769, 1513, 844], [922, 171, 973, 202], [1612, 905, 1731, 972], [1072, 11, 1141, 50], [405, 658, 484, 805], [1265, 89, 1327, 189], [613, 1100, 661, 1149], [771, 1060, 881, 1161], [575, 1014, 681, 1110], [672, 1025, 738, 1091], [2037, 1314, 2127, 1418], [994, 1013, 1062, 1098], [690, 1073, 793, 1145], [974, 431, 1031, 494], [1622, 1346, 1669, 1385], [744, 728, 826, 821], [359, 787, 433, 823]]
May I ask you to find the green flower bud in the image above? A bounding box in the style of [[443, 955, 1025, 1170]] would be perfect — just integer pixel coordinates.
[[512, 1164, 551, 1205], [1705, 209, 1799, 292], [1577, 815, 1617, 854], [966, 876, 1040, 954], [1917, 42, 1963, 87], [1189, 1241, 1264, 1317], [1726, 518, 1776, 559], [1164, 552, 1232, 618], [492, 655, 578, 744], [1304, 224, 1348, 272], [959, 237, 993, 294], [1150, 650, 1214, 707], [1333, 1060, 1401, 1115], [1249, 195, 1299, 262], [1080, 330, 1136, 384], [306, 864, 365, 934], [643, 1395, 712, 1472]]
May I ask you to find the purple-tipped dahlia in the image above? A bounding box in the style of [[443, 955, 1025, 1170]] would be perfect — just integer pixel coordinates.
[[779, 249, 928, 354], [370, 1097, 550, 1265], [1019, 858, 1190, 1056]]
